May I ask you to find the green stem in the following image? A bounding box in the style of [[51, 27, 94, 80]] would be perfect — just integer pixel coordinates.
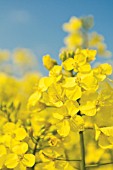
[[79, 131, 86, 170], [110, 150, 113, 162], [86, 161, 113, 168]]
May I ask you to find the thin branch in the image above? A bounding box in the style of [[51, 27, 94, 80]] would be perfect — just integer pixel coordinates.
[[55, 158, 81, 162], [42, 152, 81, 162], [86, 161, 113, 168]]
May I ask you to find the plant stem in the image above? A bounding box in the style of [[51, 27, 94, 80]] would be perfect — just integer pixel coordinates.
[[79, 131, 86, 170], [86, 161, 113, 168]]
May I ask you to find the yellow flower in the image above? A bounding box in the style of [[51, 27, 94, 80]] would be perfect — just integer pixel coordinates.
[[21, 154, 35, 167], [65, 85, 82, 101], [63, 17, 82, 32], [64, 32, 83, 49], [78, 72, 98, 91], [93, 63, 112, 81], [44, 83, 66, 107], [49, 65, 62, 82], [13, 48, 36, 66], [3, 122, 27, 141], [80, 91, 98, 116], [28, 77, 53, 106], [63, 51, 91, 73], [12, 142, 28, 155], [80, 83, 113, 117], [79, 48, 97, 62], [95, 125, 113, 149], [4, 153, 35, 169], [53, 100, 84, 137]]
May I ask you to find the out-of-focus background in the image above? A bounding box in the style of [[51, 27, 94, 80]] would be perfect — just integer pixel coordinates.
[[0, 0, 113, 75]]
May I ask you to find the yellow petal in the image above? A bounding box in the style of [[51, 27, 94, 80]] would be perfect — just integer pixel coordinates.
[[57, 120, 70, 137], [66, 85, 82, 101], [98, 134, 113, 149], [38, 77, 53, 91], [65, 100, 79, 117], [82, 49, 97, 62], [5, 153, 19, 169], [80, 102, 96, 116], [47, 84, 64, 107], [0, 155, 6, 169], [94, 124, 101, 140], [43, 162, 56, 170], [22, 154, 35, 167], [53, 112, 64, 120], [3, 122, 16, 134], [12, 142, 28, 155], [78, 63, 91, 73], [49, 65, 62, 77], [28, 91, 41, 106], [0, 145, 7, 156], [100, 126, 113, 137], [14, 162, 26, 170], [74, 53, 86, 66], [14, 127, 27, 140], [62, 77, 76, 88], [81, 74, 98, 91], [63, 58, 74, 71], [71, 115, 84, 131]]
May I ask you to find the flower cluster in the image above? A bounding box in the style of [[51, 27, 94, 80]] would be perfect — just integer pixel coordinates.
[[63, 16, 111, 57], [28, 48, 113, 169], [0, 72, 40, 170], [0, 16, 113, 170]]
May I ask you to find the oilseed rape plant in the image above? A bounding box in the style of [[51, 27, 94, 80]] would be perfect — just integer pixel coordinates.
[[30, 48, 113, 170], [0, 16, 113, 170]]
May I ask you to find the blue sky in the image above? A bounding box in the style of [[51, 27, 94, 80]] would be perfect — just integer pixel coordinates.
[[0, 0, 113, 74]]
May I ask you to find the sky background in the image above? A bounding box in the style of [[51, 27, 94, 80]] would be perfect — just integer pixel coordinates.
[[0, 0, 113, 75]]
